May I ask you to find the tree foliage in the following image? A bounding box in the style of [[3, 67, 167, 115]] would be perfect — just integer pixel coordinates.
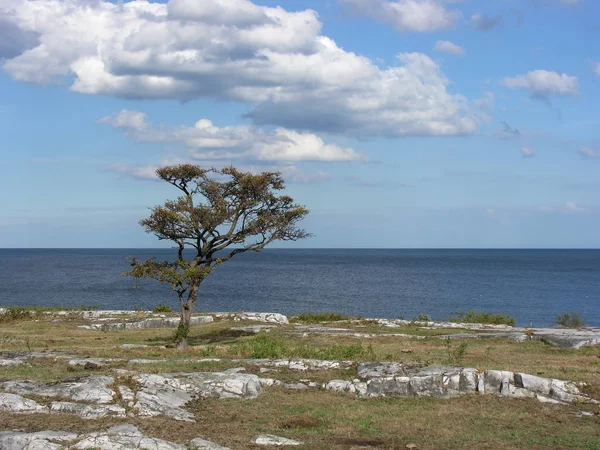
[[124, 164, 310, 348]]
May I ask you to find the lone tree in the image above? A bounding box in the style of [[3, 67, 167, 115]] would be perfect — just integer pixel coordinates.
[[125, 164, 310, 349]]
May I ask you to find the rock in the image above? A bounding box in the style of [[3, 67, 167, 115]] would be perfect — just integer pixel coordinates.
[[538, 334, 600, 350], [0, 430, 77, 450], [72, 424, 185, 449], [213, 312, 289, 325], [0, 358, 24, 366], [325, 380, 367, 396], [252, 434, 303, 446], [231, 325, 276, 333], [1, 375, 116, 404], [118, 385, 136, 402], [67, 358, 118, 369], [82, 315, 214, 331], [248, 358, 352, 372], [406, 444, 418, 449], [50, 401, 126, 419], [189, 437, 231, 449], [134, 372, 262, 421], [0, 393, 49, 414], [357, 362, 421, 379], [437, 332, 529, 342]]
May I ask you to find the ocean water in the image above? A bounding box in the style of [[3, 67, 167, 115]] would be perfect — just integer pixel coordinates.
[[0, 249, 598, 327]]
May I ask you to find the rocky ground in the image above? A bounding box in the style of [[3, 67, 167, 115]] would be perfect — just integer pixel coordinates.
[[1, 310, 599, 449]]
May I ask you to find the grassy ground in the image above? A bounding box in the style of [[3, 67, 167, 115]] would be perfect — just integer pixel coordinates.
[[1, 313, 600, 449]]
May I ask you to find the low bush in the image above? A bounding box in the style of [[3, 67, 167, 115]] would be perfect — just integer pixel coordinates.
[[228, 332, 376, 360], [555, 312, 585, 328], [290, 312, 353, 323], [0, 307, 35, 323], [450, 310, 516, 327], [152, 304, 172, 313], [414, 313, 431, 322], [444, 337, 469, 365]]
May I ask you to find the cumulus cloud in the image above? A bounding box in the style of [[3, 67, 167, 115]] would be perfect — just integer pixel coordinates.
[[100, 110, 365, 163], [340, 0, 461, 33], [520, 147, 536, 158], [0, 0, 477, 137], [578, 147, 597, 159], [501, 70, 579, 99], [471, 13, 503, 31], [594, 62, 600, 76], [434, 40, 464, 55], [0, 17, 39, 59], [98, 110, 147, 131]]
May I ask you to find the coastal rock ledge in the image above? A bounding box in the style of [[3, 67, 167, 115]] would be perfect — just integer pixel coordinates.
[[1, 363, 596, 424], [0, 424, 230, 450]]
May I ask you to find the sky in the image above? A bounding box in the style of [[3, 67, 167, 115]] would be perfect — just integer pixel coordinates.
[[0, 0, 599, 248]]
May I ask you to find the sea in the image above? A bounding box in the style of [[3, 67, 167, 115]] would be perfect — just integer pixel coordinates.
[[0, 249, 598, 327]]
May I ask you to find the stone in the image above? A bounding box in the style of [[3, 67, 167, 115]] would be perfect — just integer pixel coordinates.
[[72, 424, 184, 449], [82, 315, 214, 331], [231, 325, 275, 333], [252, 434, 303, 446], [118, 385, 136, 402], [0, 430, 77, 450], [67, 358, 118, 369], [0, 358, 24, 366], [0, 393, 49, 414], [133, 372, 262, 421], [2, 376, 116, 404], [49, 401, 126, 419], [214, 312, 289, 325], [357, 362, 412, 379], [366, 377, 411, 397], [189, 437, 231, 449]]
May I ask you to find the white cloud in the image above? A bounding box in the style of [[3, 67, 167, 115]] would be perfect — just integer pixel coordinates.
[[0, 0, 477, 137], [594, 62, 600, 76], [520, 147, 536, 158], [98, 110, 147, 131], [565, 201, 589, 213], [501, 70, 579, 98], [341, 0, 461, 33], [434, 40, 464, 55], [471, 13, 503, 31], [100, 110, 365, 163], [578, 147, 597, 159]]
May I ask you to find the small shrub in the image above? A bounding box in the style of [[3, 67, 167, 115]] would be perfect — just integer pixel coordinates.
[[290, 312, 353, 323], [153, 304, 172, 313], [414, 313, 431, 322], [227, 333, 376, 360], [450, 310, 515, 327], [555, 312, 585, 328], [444, 337, 469, 365], [0, 307, 35, 323]]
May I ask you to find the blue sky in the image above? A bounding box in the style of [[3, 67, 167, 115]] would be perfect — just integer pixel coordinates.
[[1, 0, 599, 248]]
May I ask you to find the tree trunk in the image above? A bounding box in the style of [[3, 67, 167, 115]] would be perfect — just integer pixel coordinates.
[[175, 283, 200, 350]]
